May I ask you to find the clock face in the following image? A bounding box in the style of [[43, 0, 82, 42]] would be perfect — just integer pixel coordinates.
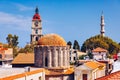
[[34, 21, 38, 26]]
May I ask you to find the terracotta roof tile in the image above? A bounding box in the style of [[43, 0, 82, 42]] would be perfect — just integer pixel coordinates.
[[45, 68, 74, 76], [0, 69, 44, 80], [38, 34, 67, 46], [96, 70, 120, 80], [92, 47, 107, 52], [12, 53, 34, 64], [84, 61, 105, 69]]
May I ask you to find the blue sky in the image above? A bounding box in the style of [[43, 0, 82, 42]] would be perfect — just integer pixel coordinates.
[[0, 0, 120, 47]]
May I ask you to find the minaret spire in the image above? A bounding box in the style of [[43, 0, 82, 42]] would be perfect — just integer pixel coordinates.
[[100, 11, 105, 36]]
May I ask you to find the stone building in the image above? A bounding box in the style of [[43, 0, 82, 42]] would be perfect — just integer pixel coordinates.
[[92, 47, 107, 60], [75, 61, 106, 80], [34, 33, 74, 80], [0, 44, 13, 66], [34, 33, 70, 68]]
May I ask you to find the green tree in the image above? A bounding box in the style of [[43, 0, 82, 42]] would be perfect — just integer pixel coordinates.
[[79, 55, 86, 60], [6, 34, 19, 48], [87, 49, 93, 59], [73, 40, 80, 50], [6, 34, 13, 47], [81, 35, 120, 54], [12, 35, 19, 47], [18, 42, 37, 53], [67, 41, 72, 48], [6, 34, 19, 58]]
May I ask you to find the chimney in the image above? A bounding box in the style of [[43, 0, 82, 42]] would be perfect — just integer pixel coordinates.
[[24, 66, 30, 72]]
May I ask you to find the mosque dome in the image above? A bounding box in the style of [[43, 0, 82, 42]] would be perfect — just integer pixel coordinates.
[[38, 34, 67, 46]]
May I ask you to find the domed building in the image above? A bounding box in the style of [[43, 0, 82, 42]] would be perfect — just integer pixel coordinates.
[[34, 33, 74, 80], [34, 34, 70, 68]]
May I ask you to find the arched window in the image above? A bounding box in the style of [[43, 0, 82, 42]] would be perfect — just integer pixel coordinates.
[[45, 57, 48, 67], [35, 29, 38, 34], [36, 37, 38, 41], [0, 54, 2, 59]]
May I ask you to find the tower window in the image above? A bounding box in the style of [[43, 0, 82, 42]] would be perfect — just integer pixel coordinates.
[[36, 37, 38, 41], [35, 29, 38, 34]]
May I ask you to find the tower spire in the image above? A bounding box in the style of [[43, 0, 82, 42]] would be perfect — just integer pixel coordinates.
[[35, 6, 39, 14], [31, 7, 42, 43], [100, 11, 105, 36]]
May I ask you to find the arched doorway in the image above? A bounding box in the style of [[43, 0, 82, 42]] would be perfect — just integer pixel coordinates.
[[35, 37, 38, 41]]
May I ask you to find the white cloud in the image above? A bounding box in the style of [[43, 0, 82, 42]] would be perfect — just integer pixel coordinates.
[[0, 12, 31, 31], [14, 3, 33, 11]]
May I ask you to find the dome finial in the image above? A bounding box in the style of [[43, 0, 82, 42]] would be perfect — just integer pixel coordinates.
[[35, 6, 39, 14]]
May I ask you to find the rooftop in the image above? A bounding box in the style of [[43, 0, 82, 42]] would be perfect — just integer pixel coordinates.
[[92, 47, 107, 52], [45, 67, 74, 76], [38, 33, 67, 46], [84, 61, 105, 69], [12, 53, 34, 64], [112, 60, 120, 73], [96, 70, 120, 80], [0, 67, 42, 79]]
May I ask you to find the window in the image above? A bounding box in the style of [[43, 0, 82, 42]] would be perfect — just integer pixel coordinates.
[[99, 52, 101, 54], [0, 54, 2, 59], [109, 64, 111, 69], [83, 74, 87, 80], [35, 29, 38, 34], [45, 57, 48, 67], [74, 57, 76, 60], [36, 37, 38, 41], [39, 76, 41, 80]]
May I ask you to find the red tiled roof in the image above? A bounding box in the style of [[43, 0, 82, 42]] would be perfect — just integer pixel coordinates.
[[0, 69, 44, 80], [45, 67, 74, 76], [96, 70, 120, 80], [92, 47, 107, 52], [33, 13, 41, 20], [12, 53, 34, 64], [84, 61, 105, 69]]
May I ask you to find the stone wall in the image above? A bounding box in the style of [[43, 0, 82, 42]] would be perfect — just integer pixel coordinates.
[[45, 74, 74, 80], [34, 45, 70, 68]]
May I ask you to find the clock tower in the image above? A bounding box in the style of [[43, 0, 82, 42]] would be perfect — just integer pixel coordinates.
[[31, 7, 42, 43]]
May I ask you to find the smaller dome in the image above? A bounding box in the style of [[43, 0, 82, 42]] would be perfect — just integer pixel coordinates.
[[38, 34, 67, 46], [33, 13, 41, 20]]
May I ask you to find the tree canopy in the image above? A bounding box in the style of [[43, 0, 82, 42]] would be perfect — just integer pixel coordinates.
[[81, 35, 120, 54], [6, 34, 19, 48], [6, 34, 19, 58], [67, 41, 72, 48], [73, 40, 80, 50], [18, 42, 37, 53]]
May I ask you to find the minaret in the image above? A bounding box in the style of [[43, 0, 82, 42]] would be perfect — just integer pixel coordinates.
[[100, 12, 105, 36], [31, 7, 42, 43]]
